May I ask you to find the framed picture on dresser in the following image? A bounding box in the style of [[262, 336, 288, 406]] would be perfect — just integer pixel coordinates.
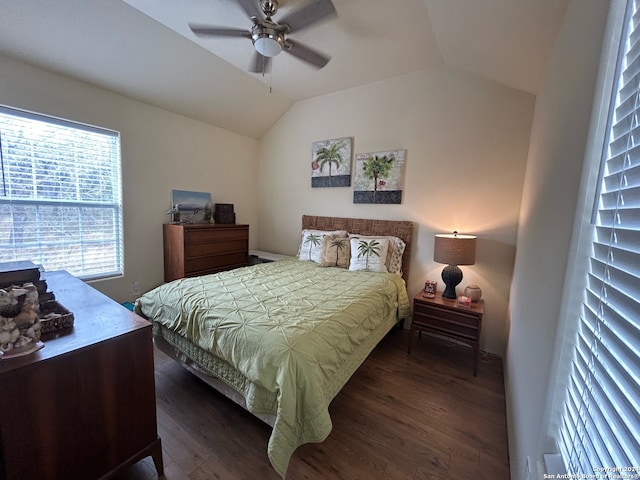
[[170, 189, 212, 223]]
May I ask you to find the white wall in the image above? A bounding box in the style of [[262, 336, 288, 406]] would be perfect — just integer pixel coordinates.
[[257, 66, 535, 356], [505, 0, 610, 477], [0, 54, 260, 302]]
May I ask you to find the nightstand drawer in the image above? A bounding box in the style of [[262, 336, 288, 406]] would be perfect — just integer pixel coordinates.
[[413, 314, 479, 340], [413, 302, 479, 328]]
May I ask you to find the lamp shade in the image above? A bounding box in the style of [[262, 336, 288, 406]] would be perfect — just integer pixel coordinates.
[[434, 233, 477, 299], [434, 233, 476, 266]]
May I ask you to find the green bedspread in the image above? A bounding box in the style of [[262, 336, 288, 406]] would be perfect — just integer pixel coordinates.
[[137, 258, 410, 477]]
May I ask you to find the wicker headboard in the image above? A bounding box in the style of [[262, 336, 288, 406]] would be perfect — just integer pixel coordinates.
[[302, 215, 414, 283]]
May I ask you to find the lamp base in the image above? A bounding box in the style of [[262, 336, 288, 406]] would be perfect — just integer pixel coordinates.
[[441, 264, 463, 299]]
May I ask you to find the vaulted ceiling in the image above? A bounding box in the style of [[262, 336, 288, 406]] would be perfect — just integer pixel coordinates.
[[0, 0, 568, 138]]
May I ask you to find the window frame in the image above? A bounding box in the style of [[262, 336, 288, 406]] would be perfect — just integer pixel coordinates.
[[0, 104, 124, 281], [545, 0, 640, 473]]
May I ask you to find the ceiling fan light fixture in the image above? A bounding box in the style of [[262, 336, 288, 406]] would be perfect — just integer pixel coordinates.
[[254, 35, 283, 57], [251, 23, 284, 57]]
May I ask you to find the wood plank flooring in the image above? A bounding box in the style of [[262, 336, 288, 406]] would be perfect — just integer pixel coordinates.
[[116, 329, 510, 480]]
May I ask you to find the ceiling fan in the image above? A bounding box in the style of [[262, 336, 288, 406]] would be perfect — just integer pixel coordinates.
[[189, 0, 336, 74]]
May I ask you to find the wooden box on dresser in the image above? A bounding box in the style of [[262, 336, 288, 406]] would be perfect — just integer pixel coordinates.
[[0, 270, 163, 480], [163, 223, 249, 282]]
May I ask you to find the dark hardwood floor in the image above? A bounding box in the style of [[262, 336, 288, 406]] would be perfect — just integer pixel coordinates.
[[117, 329, 510, 480]]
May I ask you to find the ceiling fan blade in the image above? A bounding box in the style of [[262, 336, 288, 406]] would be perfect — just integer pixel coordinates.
[[234, 0, 263, 20], [249, 52, 273, 74], [284, 39, 330, 69], [189, 24, 251, 38], [278, 0, 336, 33]]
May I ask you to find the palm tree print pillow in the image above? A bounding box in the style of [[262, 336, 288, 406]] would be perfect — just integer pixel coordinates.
[[348, 235, 406, 275], [297, 229, 348, 263], [320, 235, 351, 268], [348, 238, 390, 273]]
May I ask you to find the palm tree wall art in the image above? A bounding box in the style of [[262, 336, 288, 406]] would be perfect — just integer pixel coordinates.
[[311, 137, 352, 187], [353, 149, 406, 204]]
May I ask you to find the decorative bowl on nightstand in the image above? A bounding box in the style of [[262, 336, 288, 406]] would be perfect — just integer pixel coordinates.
[[464, 284, 482, 302]]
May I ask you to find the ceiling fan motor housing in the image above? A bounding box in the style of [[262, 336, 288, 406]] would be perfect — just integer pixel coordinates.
[[260, 0, 279, 18]]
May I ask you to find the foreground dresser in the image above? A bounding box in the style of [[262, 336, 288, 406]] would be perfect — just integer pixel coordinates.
[[0, 270, 163, 480], [163, 223, 249, 282]]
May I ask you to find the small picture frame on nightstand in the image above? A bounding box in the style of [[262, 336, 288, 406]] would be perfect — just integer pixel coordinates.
[[423, 280, 437, 298]]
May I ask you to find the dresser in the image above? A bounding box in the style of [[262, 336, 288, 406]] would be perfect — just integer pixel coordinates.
[[408, 291, 485, 376], [163, 223, 249, 282], [0, 270, 163, 480]]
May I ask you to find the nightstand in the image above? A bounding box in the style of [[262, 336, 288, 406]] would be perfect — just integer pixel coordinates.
[[408, 291, 484, 376], [249, 250, 292, 264]]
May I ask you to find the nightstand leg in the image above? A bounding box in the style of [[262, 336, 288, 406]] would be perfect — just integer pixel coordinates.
[[473, 343, 479, 377]]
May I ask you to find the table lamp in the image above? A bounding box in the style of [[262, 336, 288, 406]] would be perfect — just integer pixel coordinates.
[[433, 232, 477, 299]]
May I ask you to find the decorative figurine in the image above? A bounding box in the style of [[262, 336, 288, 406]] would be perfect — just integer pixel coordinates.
[[166, 204, 180, 223]]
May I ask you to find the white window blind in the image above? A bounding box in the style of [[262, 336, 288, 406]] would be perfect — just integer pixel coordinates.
[[0, 105, 123, 280], [557, 0, 640, 472]]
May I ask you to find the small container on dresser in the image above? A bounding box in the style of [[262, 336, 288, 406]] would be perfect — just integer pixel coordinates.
[[408, 290, 485, 376], [214, 203, 236, 224], [163, 223, 249, 282]]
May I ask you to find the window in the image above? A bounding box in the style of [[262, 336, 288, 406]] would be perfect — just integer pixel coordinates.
[[0, 105, 123, 280], [554, 0, 640, 473]]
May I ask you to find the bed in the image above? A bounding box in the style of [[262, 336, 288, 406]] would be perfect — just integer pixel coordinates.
[[135, 215, 414, 477]]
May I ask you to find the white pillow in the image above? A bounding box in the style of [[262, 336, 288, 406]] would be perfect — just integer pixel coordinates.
[[298, 229, 348, 262], [348, 234, 406, 275], [320, 234, 351, 268], [349, 238, 389, 273]]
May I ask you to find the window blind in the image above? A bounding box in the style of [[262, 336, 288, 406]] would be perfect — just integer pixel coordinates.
[[0, 105, 123, 280], [557, 0, 640, 472]]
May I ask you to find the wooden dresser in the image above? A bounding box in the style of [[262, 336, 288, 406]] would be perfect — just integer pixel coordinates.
[[0, 270, 163, 480], [163, 223, 249, 282]]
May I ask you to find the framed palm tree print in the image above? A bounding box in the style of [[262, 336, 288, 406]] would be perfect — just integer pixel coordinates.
[[353, 149, 406, 204], [311, 137, 352, 187]]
